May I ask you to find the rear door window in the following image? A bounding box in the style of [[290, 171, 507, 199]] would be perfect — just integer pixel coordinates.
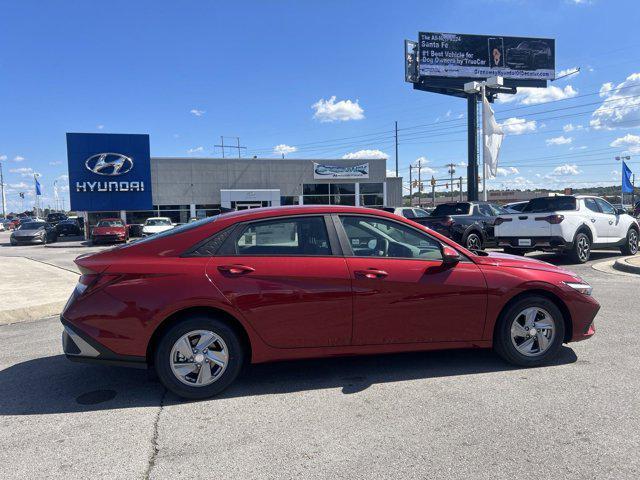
[[584, 198, 600, 213], [402, 209, 416, 219], [432, 203, 471, 216], [234, 216, 331, 256]]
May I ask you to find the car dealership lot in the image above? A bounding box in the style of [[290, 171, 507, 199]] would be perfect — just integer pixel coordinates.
[[1, 247, 639, 479]]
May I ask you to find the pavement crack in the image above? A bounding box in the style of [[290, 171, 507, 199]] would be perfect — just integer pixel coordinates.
[[143, 388, 167, 480]]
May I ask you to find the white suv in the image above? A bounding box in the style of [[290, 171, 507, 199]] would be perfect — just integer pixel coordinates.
[[495, 195, 639, 263]]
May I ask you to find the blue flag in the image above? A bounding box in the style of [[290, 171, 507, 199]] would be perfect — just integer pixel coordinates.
[[622, 161, 634, 193], [34, 175, 41, 196]]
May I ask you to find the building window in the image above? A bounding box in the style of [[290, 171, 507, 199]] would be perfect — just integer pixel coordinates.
[[280, 196, 299, 206], [359, 183, 384, 207], [302, 183, 356, 206], [196, 204, 221, 218]]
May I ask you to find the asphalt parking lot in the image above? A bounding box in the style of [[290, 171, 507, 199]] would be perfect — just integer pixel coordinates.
[[1, 240, 639, 479]]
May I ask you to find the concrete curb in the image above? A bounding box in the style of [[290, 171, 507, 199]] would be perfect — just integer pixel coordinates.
[[613, 256, 640, 274], [0, 301, 65, 326]]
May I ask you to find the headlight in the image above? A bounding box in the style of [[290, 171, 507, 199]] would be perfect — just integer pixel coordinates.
[[563, 281, 592, 296]]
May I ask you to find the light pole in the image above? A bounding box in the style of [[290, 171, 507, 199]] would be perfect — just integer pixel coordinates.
[[447, 163, 456, 201], [616, 155, 631, 205]]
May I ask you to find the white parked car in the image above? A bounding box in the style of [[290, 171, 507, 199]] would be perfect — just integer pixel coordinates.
[[382, 207, 432, 220], [142, 217, 174, 236], [495, 195, 639, 263]]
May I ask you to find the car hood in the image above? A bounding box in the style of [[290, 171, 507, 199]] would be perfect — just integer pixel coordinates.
[[472, 251, 576, 276], [93, 227, 125, 235], [14, 228, 44, 236]]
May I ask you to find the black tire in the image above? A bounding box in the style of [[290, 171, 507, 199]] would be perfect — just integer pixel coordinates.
[[620, 228, 639, 256], [154, 315, 244, 400], [568, 231, 591, 264], [494, 295, 565, 367], [465, 232, 483, 251]]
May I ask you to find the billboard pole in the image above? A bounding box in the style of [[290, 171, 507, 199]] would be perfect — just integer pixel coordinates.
[[467, 92, 479, 201]]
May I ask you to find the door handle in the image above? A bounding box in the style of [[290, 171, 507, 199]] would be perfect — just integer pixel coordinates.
[[217, 264, 255, 275], [354, 269, 388, 279], [609, 220, 614, 225], [590, 218, 596, 223]]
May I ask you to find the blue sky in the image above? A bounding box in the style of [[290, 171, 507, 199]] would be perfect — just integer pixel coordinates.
[[2, 0, 640, 211]]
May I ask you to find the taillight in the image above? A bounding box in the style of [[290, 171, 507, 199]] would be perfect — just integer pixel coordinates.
[[441, 216, 454, 227], [75, 273, 120, 297], [494, 217, 513, 226], [535, 214, 564, 224]]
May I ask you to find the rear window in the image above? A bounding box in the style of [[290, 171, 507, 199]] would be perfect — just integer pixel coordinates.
[[432, 203, 471, 216], [97, 220, 124, 227], [120, 216, 218, 248], [522, 197, 577, 213]]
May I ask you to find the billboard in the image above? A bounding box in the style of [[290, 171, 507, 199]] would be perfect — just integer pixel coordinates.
[[404, 40, 419, 83], [313, 162, 369, 179], [418, 32, 555, 81], [66, 133, 153, 212]]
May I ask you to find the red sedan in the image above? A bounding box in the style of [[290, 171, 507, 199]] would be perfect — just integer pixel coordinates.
[[62, 206, 598, 399], [90, 218, 129, 244]]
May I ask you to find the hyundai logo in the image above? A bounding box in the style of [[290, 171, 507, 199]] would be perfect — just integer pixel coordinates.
[[85, 153, 134, 176]]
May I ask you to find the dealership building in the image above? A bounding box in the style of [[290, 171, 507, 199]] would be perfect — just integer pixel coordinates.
[[66, 133, 403, 227]]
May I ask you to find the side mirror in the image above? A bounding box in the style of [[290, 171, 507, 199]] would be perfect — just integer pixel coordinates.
[[442, 245, 461, 265], [617, 208, 626, 215]]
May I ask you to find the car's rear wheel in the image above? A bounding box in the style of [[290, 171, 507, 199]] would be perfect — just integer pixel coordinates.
[[569, 232, 590, 264], [494, 295, 565, 367], [465, 232, 482, 251], [154, 316, 244, 399], [620, 228, 639, 256]]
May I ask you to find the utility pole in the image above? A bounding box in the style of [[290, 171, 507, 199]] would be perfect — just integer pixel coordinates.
[[417, 159, 422, 208], [409, 165, 413, 206], [459, 176, 463, 202], [445, 163, 456, 201], [215, 136, 247, 158], [0, 160, 5, 218], [394, 121, 399, 177]]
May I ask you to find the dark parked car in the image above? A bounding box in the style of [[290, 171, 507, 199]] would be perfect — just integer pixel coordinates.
[[46, 212, 68, 226], [61, 205, 598, 399], [506, 40, 553, 70], [10, 221, 57, 245], [55, 218, 83, 237], [414, 201, 510, 250]]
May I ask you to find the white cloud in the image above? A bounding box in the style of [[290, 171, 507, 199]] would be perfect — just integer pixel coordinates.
[[97, 124, 104, 130], [12, 155, 25, 162], [591, 73, 640, 130], [546, 135, 573, 146], [611, 170, 621, 180], [496, 167, 520, 176], [551, 164, 581, 176], [412, 157, 437, 176], [312, 96, 364, 123], [500, 117, 537, 135], [190, 108, 205, 117], [56, 174, 69, 182], [8, 182, 28, 189], [187, 146, 204, 154], [48, 160, 62, 166], [569, 145, 588, 150], [556, 67, 580, 78], [273, 144, 297, 156], [563, 123, 584, 132], [610, 133, 640, 153], [0, 154, 6, 161], [497, 85, 578, 105], [341, 149, 388, 159], [9, 167, 35, 177]]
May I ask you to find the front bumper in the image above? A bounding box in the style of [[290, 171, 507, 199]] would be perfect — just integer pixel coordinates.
[[92, 234, 126, 243], [11, 236, 45, 244], [498, 236, 571, 250], [61, 319, 147, 369]]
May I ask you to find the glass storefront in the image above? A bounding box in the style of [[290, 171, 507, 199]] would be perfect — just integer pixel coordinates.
[[301, 182, 383, 207]]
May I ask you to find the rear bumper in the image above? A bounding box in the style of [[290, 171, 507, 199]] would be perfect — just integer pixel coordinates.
[[61, 318, 147, 369], [497, 236, 571, 250]]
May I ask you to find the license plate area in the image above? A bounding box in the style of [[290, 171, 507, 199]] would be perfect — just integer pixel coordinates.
[[518, 239, 532, 247]]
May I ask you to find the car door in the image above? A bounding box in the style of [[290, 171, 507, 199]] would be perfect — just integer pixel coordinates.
[[477, 203, 497, 242], [582, 197, 608, 242], [205, 215, 353, 349], [595, 198, 623, 241], [336, 214, 487, 345]]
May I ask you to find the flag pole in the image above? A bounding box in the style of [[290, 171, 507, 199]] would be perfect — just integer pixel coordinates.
[[482, 84, 487, 202]]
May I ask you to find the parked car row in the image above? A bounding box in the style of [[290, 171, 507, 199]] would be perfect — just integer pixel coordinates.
[[388, 195, 639, 264]]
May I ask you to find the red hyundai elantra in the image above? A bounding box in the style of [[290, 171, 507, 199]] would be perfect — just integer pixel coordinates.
[[61, 206, 598, 399]]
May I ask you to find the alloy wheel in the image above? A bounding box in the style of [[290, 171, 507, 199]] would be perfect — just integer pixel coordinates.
[[629, 230, 638, 254], [169, 330, 229, 387], [466, 234, 481, 251], [510, 307, 556, 357], [577, 236, 590, 262]]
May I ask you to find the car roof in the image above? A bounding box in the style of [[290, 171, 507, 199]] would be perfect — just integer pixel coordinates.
[[216, 205, 406, 222], [97, 218, 123, 221], [146, 216, 172, 220]]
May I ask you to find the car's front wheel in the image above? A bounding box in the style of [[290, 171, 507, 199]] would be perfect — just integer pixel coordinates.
[[465, 232, 483, 251], [620, 228, 639, 256], [154, 316, 244, 399], [494, 295, 565, 367]]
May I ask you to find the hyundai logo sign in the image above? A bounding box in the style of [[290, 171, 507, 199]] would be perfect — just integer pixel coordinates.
[[85, 153, 134, 176]]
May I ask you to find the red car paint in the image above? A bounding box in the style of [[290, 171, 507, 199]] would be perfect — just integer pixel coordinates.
[[62, 205, 598, 367], [91, 218, 128, 243]]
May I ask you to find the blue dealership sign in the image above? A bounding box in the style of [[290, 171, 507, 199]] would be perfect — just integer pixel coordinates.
[[66, 133, 153, 211]]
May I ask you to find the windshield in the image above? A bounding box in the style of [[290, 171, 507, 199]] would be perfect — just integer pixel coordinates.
[[121, 216, 218, 248], [19, 222, 45, 230], [522, 197, 577, 213], [432, 203, 471, 216], [145, 218, 172, 226], [97, 220, 123, 227]]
